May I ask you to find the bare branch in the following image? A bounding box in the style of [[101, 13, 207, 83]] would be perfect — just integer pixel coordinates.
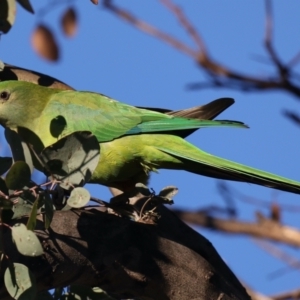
[[244, 284, 273, 300], [283, 110, 300, 127], [102, 0, 300, 98], [160, 0, 207, 53], [173, 209, 300, 247], [264, 0, 288, 81], [254, 240, 300, 279], [102, 0, 197, 58], [287, 51, 300, 67], [271, 288, 300, 300]]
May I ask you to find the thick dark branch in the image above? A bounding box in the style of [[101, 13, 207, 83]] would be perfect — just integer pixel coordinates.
[[0, 206, 250, 300], [173, 209, 300, 247]]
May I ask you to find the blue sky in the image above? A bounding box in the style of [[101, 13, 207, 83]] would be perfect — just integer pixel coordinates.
[[1, 1, 300, 296]]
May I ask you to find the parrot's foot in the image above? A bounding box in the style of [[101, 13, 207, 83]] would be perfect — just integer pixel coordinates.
[[108, 184, 177, 224]]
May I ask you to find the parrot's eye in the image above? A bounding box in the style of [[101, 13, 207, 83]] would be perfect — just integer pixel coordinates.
[[0, 91, 10, 101]]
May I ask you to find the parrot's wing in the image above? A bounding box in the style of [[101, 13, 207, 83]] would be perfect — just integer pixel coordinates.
[[168, 98, 234, 119], [42, 91, 246, 142], [137, 98, 234, 118], [138, 98, 235, 138]]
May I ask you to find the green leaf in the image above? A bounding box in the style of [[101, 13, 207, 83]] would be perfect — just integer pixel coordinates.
[[16, 0, 34, 13], [0, 0, 16, 34], [5, 161, 31, 190], [158, 186, 178, 200], [0, 156, 12, 175], [5, 129, 34, 173], [135, 183, 151, 196], [40, 131, 100, 190], [4, 263, 37, 300], [67, 187, 90, 208], [69, 285, 116, 300], [11, 223, 43, 257], [26, 196, 39, 230], [12, 195, 35, 219]]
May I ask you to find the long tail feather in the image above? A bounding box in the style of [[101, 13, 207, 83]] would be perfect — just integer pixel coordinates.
[[156, 143, 300, 195]]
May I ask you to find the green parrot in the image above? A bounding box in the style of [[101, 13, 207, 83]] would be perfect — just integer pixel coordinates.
[[0, 80, 299, 194]]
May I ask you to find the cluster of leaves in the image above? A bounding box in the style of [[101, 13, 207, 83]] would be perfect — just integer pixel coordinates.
[[0, 129, 101, 299], [0, 0, 79, 61], [0, 0, 102, 62]]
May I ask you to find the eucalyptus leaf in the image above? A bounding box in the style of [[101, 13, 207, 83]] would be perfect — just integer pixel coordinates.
[[0, 156, 12, 175], [61, 203, 72, 211], [40, 131, 100, 190], [158, 186, 178, 200], [11, 192, 36, 219], [5, 129, 34, 173], [69, 285, 116, 300], [26, 196, 39, 230], [12, 223, 43, 257], [135, 183, 151, 196], [0, 0, 16, 34], [16, 0, 34, 13], [67, 187, 90, 208], [5, 161, 31, 190], [12, 198, 32, 219], [4, 263, 37, 300]]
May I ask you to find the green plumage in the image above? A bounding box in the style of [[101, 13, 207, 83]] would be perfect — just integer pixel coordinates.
[[0, 80, 299, 194]]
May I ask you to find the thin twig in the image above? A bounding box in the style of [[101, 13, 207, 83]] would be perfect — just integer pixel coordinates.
[[103, 0, 197, 57], [254, 239, 300, 278], [160, 0, 206, 53], [264, 0, 287, 78], [90, 196, 108, 206], [173, 208, 300, 247], [287, 50, 300, 67], [270, 288, 300, 300], [102, 0, 300, 98], [217, 182, 300, 213]]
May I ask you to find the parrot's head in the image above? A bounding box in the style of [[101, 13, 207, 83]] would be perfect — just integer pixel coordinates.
[[0, 80, 54, 130]]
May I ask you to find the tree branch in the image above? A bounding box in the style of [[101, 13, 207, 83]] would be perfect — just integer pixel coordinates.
[[102, 0, 300, 99], [0, 206, 251, 300], [173, 209, 300, 247]]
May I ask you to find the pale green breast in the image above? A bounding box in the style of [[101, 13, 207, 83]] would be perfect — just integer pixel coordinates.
[[91, 138, 145, 185], [90, 134, 187, 186]]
